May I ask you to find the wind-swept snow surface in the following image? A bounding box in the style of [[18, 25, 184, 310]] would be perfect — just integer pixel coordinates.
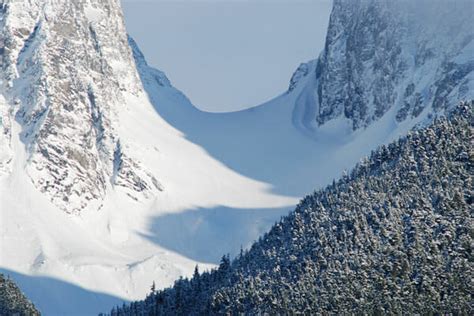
[[0, 0, 473, 315]]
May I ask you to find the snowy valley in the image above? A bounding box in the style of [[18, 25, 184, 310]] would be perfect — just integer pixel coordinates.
[[0, 0, 472, 314]]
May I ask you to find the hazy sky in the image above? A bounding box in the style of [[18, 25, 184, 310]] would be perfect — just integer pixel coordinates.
[[122, 0, 332, 112]]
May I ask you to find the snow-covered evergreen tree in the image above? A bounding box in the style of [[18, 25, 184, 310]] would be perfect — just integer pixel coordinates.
[[0, 273, 40, 315]]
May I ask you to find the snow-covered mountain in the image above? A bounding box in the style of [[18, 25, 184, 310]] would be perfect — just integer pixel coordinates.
[[0, 0, 472, 314], [0, 0, 161, 213], [295, 0, 473, 131]]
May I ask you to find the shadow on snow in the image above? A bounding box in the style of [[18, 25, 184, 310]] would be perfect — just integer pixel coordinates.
[[140, 205, 291, 264], [0, 268, 128, 316]]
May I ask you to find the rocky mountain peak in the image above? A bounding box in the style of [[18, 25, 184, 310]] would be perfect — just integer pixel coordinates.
[[0, 0, 161, 213], [310, 0, 473, 130]]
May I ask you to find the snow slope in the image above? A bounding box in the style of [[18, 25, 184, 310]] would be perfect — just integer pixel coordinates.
[[0, 0, 472, 315]]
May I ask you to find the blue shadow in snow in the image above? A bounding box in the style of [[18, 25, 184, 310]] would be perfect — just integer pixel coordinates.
[[140, 205, 291, 264], [0, 268, 127, 316]]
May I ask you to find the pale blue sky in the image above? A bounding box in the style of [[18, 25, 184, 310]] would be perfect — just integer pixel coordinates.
[[122, 0, 332, 112]]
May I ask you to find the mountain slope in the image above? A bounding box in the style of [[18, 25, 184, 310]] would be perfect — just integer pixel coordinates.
[[108, 102, 473, 315], [0, 0, 160, 212], [1, 1, 300, 314], [309, 0, 473, 130], [0, 0, 472, 314]]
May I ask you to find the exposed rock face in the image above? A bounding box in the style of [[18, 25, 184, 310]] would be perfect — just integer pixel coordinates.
[[0, 94, 12, 174], [306, 0, 474, 130], [0, 0, 160, 212], [288, 62, 311, 92], [128, 37, 172, 90]]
